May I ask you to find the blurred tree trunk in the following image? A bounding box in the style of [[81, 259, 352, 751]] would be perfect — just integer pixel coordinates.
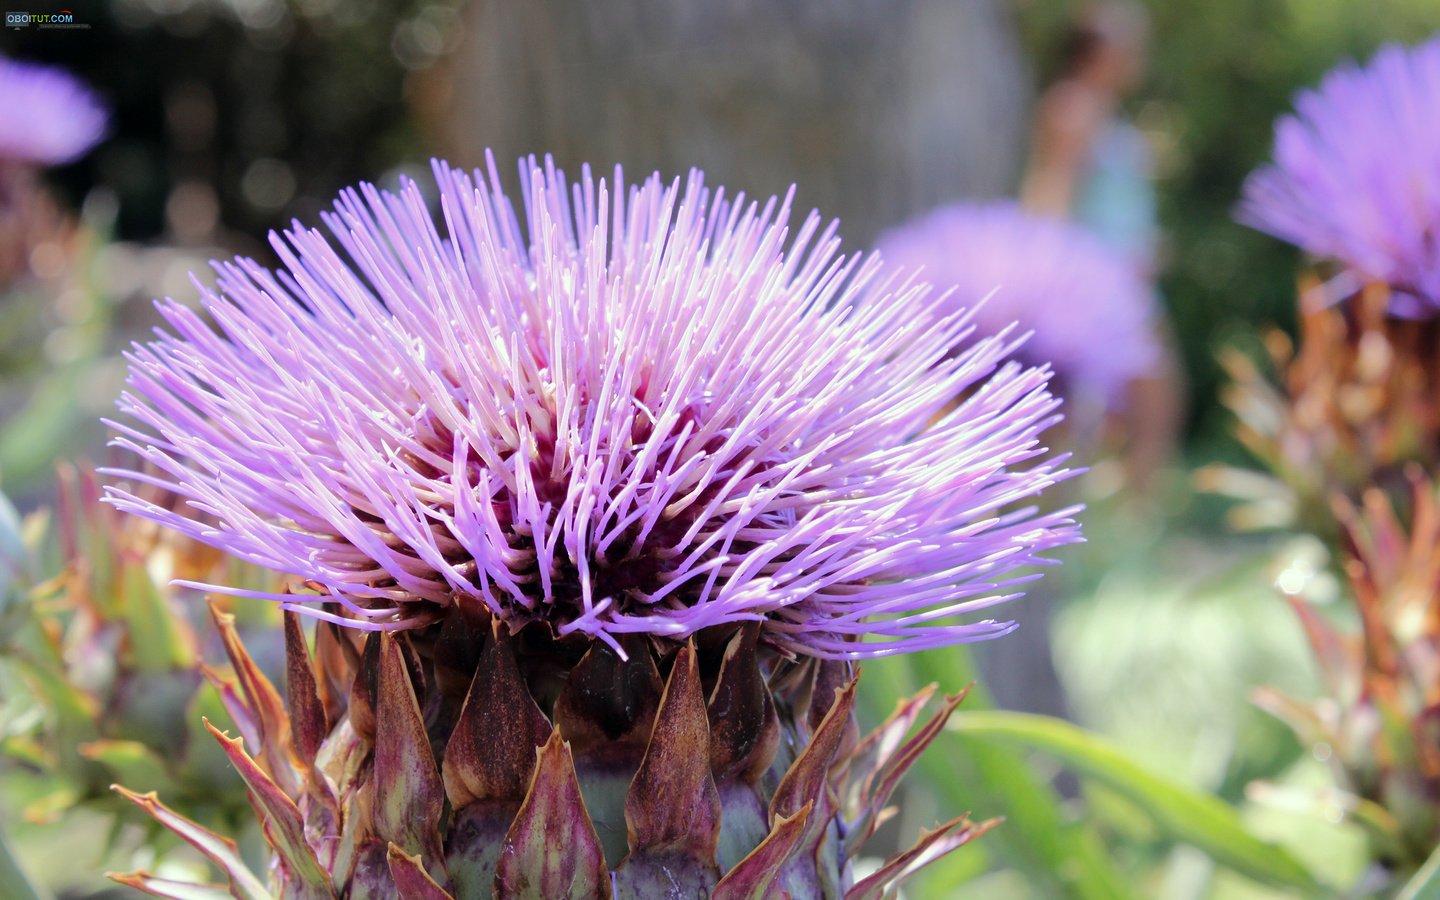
[[423, 0, 1031, 246]]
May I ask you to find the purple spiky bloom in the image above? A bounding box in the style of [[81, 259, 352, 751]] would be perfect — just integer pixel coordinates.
[[877, 201, 1160, 408], [1239, 37, 1440, 316], [104, 156, 1079, 659], [0, 55, 106, 166]]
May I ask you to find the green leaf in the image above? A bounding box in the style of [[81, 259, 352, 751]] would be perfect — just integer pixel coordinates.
[[863, 649, 1135, 900], [949, 710, 1324, 894], [1396, 839, 1440, 900], [121, 560, 196, 673], [0, 369, 97, 489], [0, 490, 29, 605], [79, 740, 176, 796], [0, 823, 49, 900], [20, 785, 83, 826], [0, 735, 48, 769], [181, 681, 246, 792], [14, 646, 100, 737]]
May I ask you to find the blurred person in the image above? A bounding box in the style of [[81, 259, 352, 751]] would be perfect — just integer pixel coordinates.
[[1021, 1, 1184, 498], [959, 3, 1183, 732]]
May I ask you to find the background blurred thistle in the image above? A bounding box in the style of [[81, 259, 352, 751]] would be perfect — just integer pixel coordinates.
[[99, 156, 1079, 897], [0, 56, 120, 498], [875, 201, 1182, 503], [1219, 36, 1440, 894], [0, 464, 274, 852], [0, 54, 106, 291], [0, 55, 107, 169], [876, 201, 1161, 415], [1213, 35, 1440, 534]]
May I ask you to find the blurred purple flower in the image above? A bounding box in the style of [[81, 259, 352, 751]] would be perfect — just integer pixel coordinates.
[[0, 56, 106, 166], [877, 201, 1160, 407], [104, 157, 1079, 659], [1239, 37, 1440, 316]]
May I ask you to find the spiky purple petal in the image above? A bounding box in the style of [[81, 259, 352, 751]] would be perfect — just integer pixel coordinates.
[[105, 156, 1078, 658]]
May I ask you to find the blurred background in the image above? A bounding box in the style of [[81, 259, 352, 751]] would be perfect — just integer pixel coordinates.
[[4, 0, 1440, 897]]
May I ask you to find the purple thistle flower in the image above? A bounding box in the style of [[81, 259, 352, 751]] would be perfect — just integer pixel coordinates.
[[877, 201, 1160, 408], [1239, 37, 1440, 316], [104, 157, 1079, 659], [0, 55, 106, 166]]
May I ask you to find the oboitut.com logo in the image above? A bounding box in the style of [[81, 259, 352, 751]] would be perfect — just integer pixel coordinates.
[[6, 10, 91, 29]]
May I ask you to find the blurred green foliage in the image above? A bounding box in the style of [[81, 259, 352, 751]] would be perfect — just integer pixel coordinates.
[[0, 230, 120, 499]]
